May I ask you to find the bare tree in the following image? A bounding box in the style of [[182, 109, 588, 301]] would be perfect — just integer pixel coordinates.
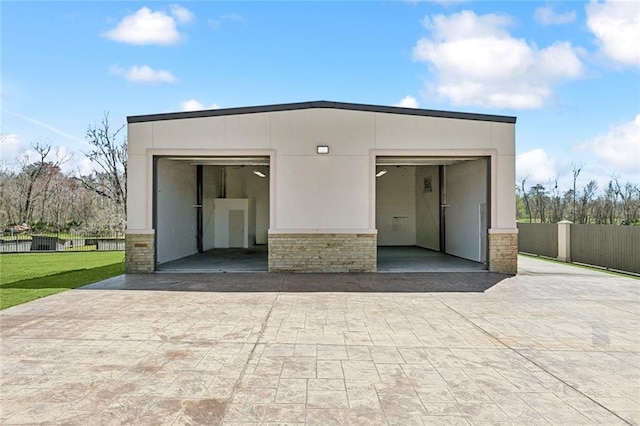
[[17, 143, 53, 224], [530, 184, 547, 223], [518, 177, 533, 222], [37, 150, 70, 224], [602, 180, 619, 224], [613, 177, 640, 225], [577, 180, 598, 224], [515, 171, 638, 226], [571, 162, 583, 222], [548, 176, 564, 223], [75, 113, 127, 228]]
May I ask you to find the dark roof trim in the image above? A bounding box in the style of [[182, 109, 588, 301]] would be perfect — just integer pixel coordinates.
[[127, 100, 516, 124]]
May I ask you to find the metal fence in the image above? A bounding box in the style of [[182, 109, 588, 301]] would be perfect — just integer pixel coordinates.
[[517, 223, 558, 258], [517, 222, 640, 275], [571, 224, 640, 274], [1, 231, 125, 253]]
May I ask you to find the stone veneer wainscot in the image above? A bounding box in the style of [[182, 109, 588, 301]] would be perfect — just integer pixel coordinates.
[[488, 231, 518, 274], [125, 232, 155, 273], [269, 233, 377, 273]]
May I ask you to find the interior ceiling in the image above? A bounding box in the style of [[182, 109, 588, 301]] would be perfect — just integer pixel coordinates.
[[165, 157, 270, 166], [376, 157, 481, 166], [165, 156, 480, 167]]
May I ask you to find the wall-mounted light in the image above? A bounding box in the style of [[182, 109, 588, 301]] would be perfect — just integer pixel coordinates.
[[317, 145, 329, 154], [253, 170, 267, 178], [376, 170, 388, 177]]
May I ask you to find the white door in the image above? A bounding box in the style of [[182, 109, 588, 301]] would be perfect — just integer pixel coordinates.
[[228, 209, 245, 248]]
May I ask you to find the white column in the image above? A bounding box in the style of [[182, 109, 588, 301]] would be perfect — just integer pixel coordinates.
[[557, 220, 572, 262]]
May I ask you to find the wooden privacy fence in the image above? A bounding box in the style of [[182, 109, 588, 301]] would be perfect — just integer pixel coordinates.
[[571, 224, 640, 274], [517, 223, 557, 258], [517, 222, 640, 275]]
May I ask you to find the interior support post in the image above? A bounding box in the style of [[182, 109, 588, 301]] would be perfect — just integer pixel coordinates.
[[439, 165, 446, 253], [196, 165, 203, 253]]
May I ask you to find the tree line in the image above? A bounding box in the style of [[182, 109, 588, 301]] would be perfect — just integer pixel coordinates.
[[517, 165, 640, 225], [0, 114, 126, 234]]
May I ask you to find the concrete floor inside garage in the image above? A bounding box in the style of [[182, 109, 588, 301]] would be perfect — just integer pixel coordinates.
[[157, 246, 485, 273]]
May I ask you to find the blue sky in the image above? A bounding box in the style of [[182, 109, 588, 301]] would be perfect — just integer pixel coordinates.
[[2, 1, 638, 192]]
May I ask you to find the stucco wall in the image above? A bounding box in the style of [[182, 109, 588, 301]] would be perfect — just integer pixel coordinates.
[[129, 108, 516, 235], [374, 114, 492, 149], [272, 109, 372, 230]]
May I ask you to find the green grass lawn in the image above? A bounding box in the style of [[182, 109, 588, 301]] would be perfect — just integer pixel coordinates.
[[0, 251, 125, 310]]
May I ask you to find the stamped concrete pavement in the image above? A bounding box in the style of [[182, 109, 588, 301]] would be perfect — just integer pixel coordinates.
[[1, 256, 639, 425]]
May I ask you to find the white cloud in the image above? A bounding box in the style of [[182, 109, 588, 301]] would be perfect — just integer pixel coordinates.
[[576, 115, 640, 174], [413, 10, 584, 109], [208, 14, 246, 29], [180, 99, 220, 111], [394, 96, 420, 108], [534, 6, 576, 25], [111, 65, 178, 84], [0, 133, 24, 163], [104, 5, 193, 45], [77, 158, 95, 176], [587, 0, 640, 67], [516, 149, 558, 184], [170, 4, 194, 24]]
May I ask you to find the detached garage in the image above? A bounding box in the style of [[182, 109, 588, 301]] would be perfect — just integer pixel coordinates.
[[125, 101, 517, 274]]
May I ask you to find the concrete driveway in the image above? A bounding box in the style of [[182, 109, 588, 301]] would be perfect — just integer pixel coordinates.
[[1, 256, 638, 425]]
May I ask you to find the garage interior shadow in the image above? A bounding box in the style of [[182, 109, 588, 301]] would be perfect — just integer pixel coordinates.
[[83, 268, 509, 294], [128, 242, 505, 293]]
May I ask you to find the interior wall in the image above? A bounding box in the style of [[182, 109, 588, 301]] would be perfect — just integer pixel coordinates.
[[214, 198, 249, 248], [376, 166, 416, 246], [202, 165, 269, 248], [444, 159, 487, 261], [225, 166, 269, 245], [415, 165, 440, 250], [156, 159, 197, 264]]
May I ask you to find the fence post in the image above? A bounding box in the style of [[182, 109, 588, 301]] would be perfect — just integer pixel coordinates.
[[557, 220, 572, 262]]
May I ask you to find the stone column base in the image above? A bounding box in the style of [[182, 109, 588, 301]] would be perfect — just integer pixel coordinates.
[[125, 231, 155, 273], [269, 232, 377, 272], [488, 230, 518, 274]]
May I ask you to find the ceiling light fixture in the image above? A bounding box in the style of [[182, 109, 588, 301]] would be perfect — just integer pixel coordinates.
[[317, 145, 329, 154], [376, 170, 388, 177], [253, 170, 267, 178]]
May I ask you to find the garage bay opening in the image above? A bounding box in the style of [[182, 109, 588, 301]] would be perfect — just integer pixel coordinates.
[[376, 157, 489, 272], [154, 156, 270, 272]]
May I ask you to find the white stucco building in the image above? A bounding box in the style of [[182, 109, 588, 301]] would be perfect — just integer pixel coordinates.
[[126, 101, 518, 274]]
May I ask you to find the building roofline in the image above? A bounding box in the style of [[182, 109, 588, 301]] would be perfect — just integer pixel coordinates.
[[127, 100, 517, 124]]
